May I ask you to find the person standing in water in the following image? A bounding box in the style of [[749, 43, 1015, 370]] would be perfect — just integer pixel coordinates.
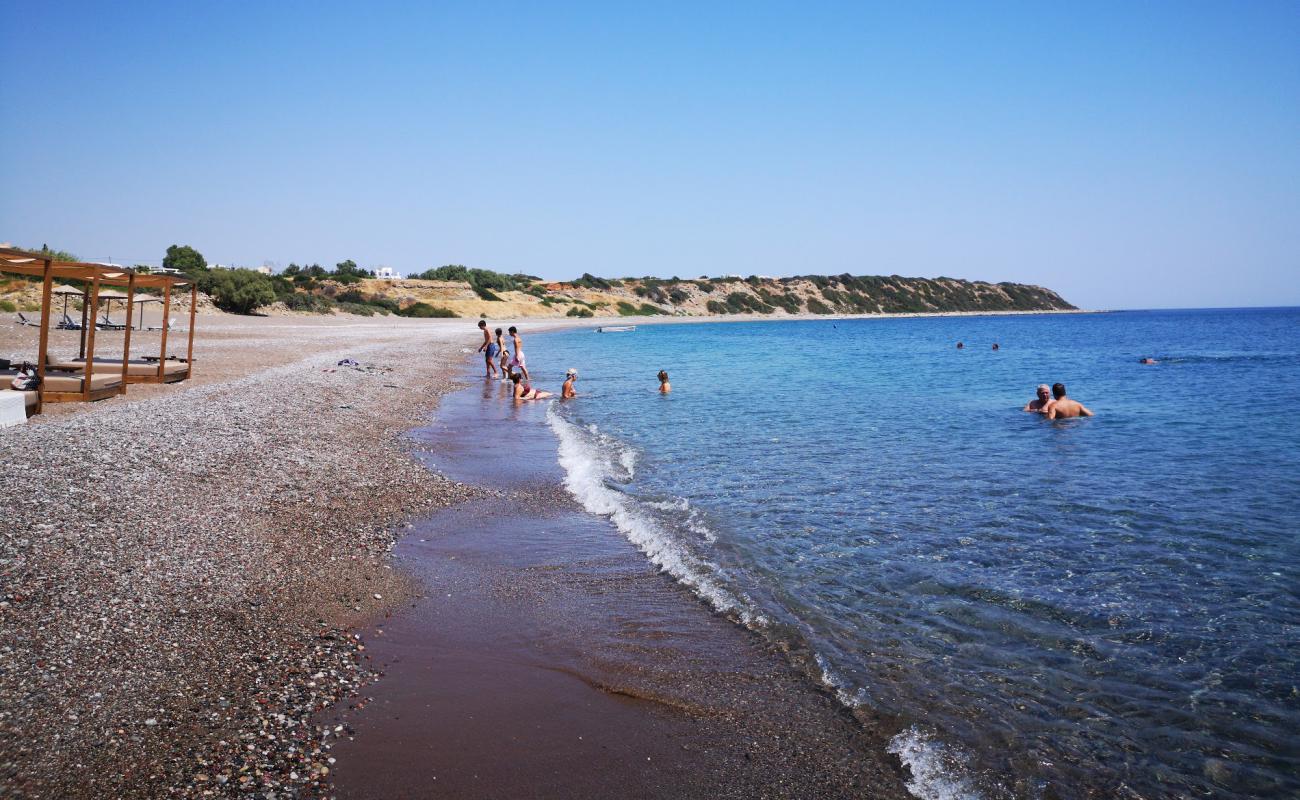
[[562, 369, 578, 399], [495, 328, 511, 379], [508, 326, 530, 381], [658, 370, 671, 393], [477, 320, 498, 379], [1045, 383, 1094, 419], [1024, 384, 1053, 413]]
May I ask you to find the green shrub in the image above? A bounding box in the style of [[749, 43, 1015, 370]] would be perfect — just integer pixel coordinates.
[[571, 273, 612, 290], [196, 268, 277, 314], [566, 306, 594, 318], [806, 298, 833, 314], [0, 299, 16, 313], [338, 302, 376, 317], [473, 286, 502, 301], [616, 301, 640, 316], [397, 302, 458, 318], [706, 300, 727, 314]]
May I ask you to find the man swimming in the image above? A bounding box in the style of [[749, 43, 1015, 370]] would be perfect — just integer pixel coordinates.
[[508, 326, 530, 381], [1024, 384, 1052, 413], [1045, 383, 1094, 419], [477, 320, 497, 379]]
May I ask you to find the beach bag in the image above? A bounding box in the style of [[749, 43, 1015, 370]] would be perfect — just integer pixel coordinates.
[[11, 372, 39, 391]]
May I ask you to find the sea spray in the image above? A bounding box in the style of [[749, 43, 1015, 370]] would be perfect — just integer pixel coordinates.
[[546, 404, 762, 625], [887, 728, 985, 800]]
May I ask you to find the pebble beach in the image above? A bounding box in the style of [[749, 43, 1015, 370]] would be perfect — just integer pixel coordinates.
[[0, 315, 479, 798]]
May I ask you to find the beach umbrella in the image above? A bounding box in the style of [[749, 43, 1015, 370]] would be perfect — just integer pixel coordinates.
[[52, 284, 83, 320], [96, 289, 129, 324]]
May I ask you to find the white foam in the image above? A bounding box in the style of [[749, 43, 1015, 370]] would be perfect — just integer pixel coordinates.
[[548, 406, 761, 625], [887, 727, 984, 800], [814, 652, 868, 708]]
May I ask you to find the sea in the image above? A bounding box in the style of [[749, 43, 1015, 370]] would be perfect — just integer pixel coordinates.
[[524, 308, 1299, 799]]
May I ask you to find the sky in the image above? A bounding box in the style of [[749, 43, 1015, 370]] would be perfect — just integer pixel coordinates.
[[1, 1, 1297, 310]]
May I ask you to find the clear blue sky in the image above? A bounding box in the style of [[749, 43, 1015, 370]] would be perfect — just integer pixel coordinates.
[[2, 1, 1297, 309]]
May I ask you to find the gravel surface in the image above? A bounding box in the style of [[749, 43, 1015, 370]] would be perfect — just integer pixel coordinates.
[[0, 317, 482, 798]]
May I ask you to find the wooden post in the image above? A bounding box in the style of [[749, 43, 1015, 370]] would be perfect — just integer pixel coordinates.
[[121, 275, 136, 393], [186, 284, 197, 377], [83, 274, 101, 402], [158, 280, 172, 379], [35, 259, 53, 415], [78, 286, 89, 360]]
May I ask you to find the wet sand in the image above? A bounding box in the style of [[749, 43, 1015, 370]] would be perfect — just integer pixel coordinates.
[[324, 373, 913, 798]]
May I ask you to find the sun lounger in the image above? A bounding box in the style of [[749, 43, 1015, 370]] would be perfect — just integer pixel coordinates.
[[45, 356, 189, 383], [57, 313, 82, 330], [97, 316, 129, 330], [146, 318, 186, 333], [1, 367, 122, 402], [14, 312, 40, 327]]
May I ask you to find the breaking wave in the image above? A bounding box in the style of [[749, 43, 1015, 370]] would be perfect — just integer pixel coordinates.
[[546, 405, 762, 625]]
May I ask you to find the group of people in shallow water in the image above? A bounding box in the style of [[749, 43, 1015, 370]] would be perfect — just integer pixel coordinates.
[[477, 320, 672, 402]]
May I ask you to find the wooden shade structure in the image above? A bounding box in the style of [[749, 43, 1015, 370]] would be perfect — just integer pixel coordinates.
[[0, 247, 198, 414]]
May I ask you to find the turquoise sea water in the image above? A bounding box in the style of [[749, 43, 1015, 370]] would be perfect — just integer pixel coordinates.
[[531, 309, 1299, 799]]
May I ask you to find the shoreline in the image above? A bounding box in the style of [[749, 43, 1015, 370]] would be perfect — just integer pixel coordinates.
[[321, 367, 914, 799]]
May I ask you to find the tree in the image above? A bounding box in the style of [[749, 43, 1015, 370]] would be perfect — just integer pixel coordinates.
[[31, 244, 79, 261], [197, 269, 276, 314], [163, 244, 206, 275]]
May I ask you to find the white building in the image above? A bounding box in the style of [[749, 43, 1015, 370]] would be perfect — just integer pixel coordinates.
[[255, 266, 273, 275], [375, 266, 402, 280]]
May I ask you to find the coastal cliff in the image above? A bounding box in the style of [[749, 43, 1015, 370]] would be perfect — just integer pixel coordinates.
[[331, 272, 1076, 319]]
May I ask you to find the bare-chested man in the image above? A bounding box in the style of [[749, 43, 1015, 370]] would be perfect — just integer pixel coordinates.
[[477, 320, 498, 379], [508, 326, 530, 381], [1024, 384, 1052, 413], [1045, 383, 1094, 419]]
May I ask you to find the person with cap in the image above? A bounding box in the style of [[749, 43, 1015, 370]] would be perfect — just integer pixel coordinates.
[[1024, 384, 1053, 413], [562, 368, 578, 399]]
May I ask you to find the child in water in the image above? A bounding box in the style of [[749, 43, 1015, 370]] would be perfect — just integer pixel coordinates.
[[657, 370, 671, 393]]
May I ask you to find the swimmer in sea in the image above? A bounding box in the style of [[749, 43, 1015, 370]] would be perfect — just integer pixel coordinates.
[[657, 370, 671, 393], [1045, 382, 1094, 419], [1024, 384, 1053, 413], [1140, 357, 1158, 365], [562, 368, 578, 399], [956, 342, 964, 349], [510, 371, 552, 401]]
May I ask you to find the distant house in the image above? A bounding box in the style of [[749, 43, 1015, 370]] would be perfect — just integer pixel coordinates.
[[255, 266, 273, 275], [375, 266, 402, 280]]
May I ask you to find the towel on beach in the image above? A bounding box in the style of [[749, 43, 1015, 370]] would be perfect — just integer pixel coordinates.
[[0, 391, 26, 428]]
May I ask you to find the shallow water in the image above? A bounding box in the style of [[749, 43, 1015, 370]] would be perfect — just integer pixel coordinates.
[[529, 309, 1300, 799]]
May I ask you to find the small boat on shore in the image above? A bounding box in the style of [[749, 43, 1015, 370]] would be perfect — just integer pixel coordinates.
[[596, 325, 636, 333]]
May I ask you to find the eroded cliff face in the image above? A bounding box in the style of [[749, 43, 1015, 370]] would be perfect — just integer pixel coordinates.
[[342, 273, 1076, 319]]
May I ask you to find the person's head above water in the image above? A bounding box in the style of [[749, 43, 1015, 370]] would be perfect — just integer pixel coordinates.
[[657, 370, 669, 382], [566, 368, 578, 379], [1036, 384, 1050, 400], [956, 342, 964, 349], [1052, 383, 1067, 399]]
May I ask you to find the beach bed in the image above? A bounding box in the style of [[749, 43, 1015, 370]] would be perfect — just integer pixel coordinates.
[[46, 356, 190, 383], [0, 368, 122, 403]]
